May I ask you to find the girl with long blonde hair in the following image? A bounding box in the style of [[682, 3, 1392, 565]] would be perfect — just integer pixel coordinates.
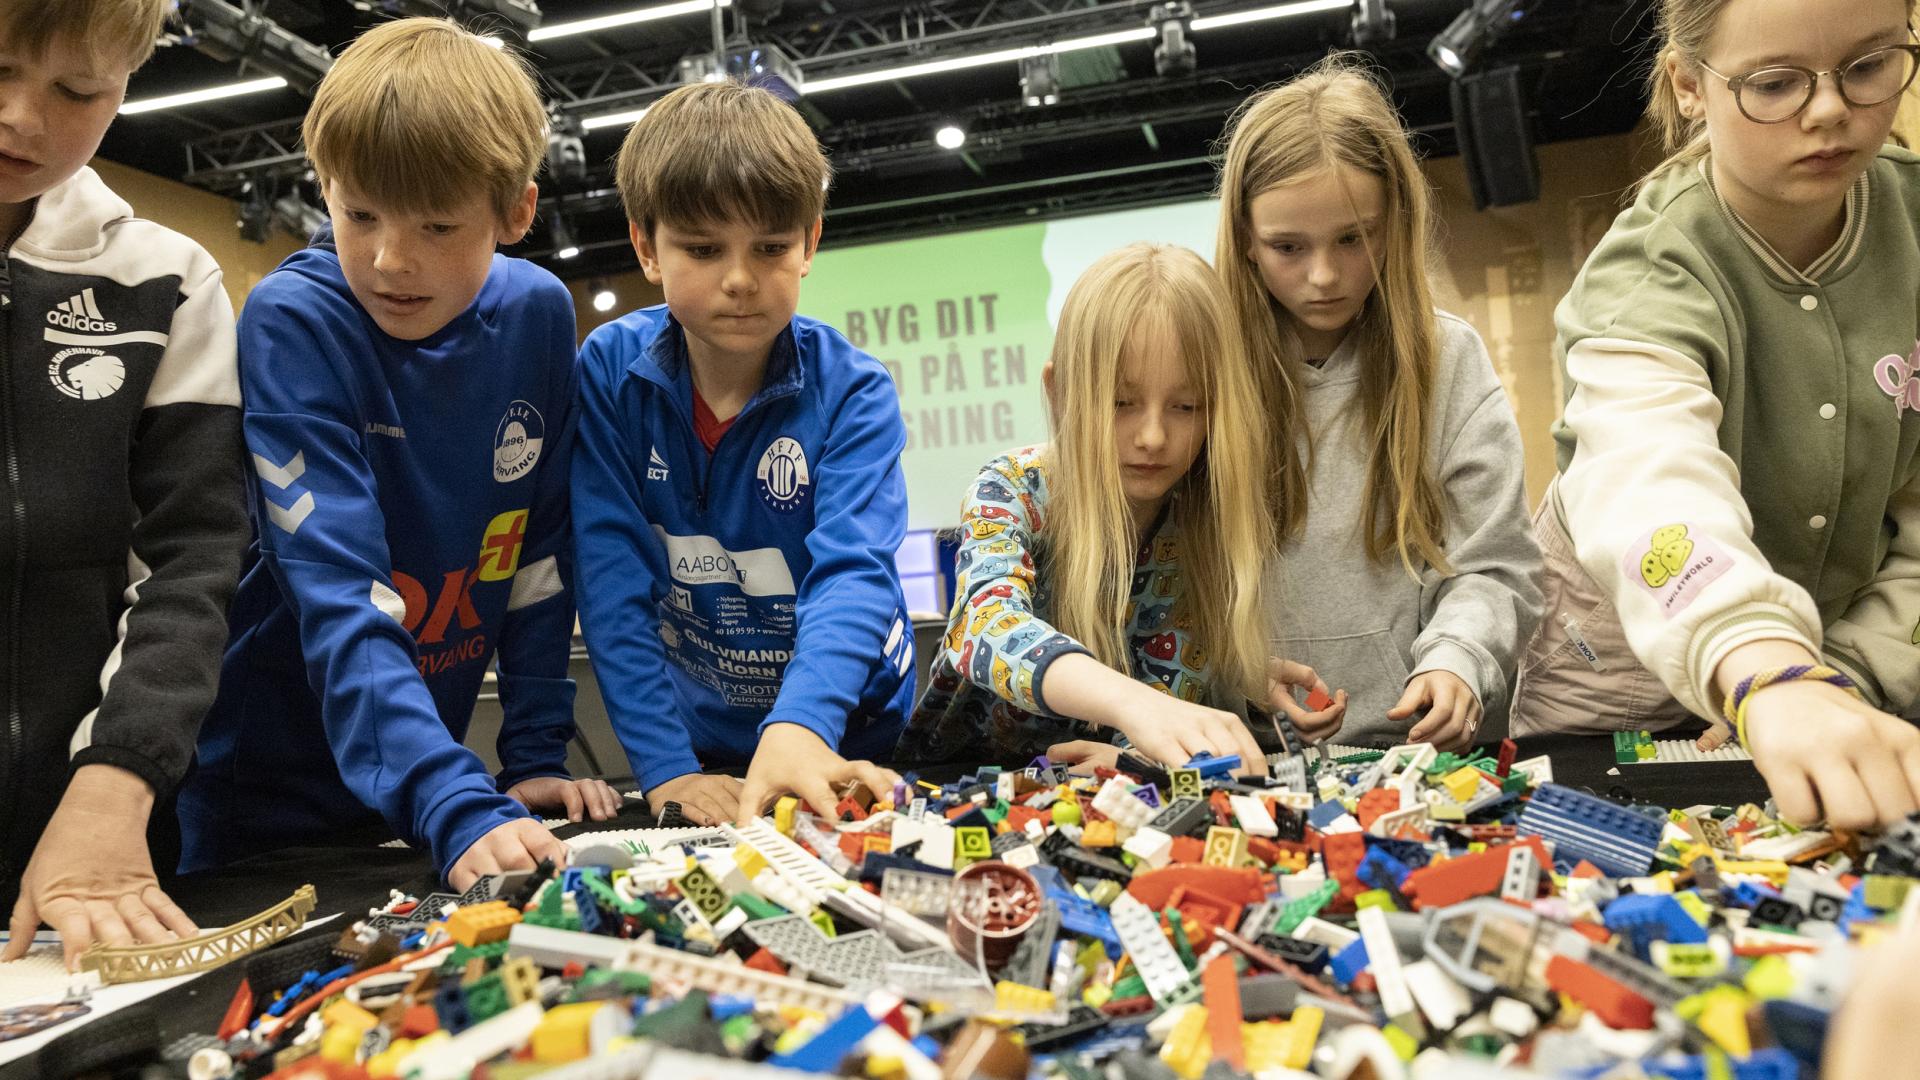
[[1216, 54, 1542, 751], [896, 243, 1342, 772], [1511, 0, 1920, 832]]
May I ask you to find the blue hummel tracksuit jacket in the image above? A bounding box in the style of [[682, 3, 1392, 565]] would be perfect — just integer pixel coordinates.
[[572, 306, 914, 793], [177, 234, 580, 874]]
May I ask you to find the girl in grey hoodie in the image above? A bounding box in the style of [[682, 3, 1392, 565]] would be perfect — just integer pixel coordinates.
[[1214, 55, 1543, 749]]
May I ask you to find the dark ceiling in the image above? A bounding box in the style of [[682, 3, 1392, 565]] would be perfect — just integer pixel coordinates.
[[102, 0, 1658, 280]]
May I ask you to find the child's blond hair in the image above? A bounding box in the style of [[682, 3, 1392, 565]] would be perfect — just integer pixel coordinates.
[[1046, 243, 1273, 703], [1216, 53, 1450, 580], [303, 18, 546, 223], [2, 0, 169, 72], [614, 81, 830, 241]]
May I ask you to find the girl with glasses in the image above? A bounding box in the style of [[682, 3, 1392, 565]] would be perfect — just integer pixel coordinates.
[[1512, 0, 1920, 832]]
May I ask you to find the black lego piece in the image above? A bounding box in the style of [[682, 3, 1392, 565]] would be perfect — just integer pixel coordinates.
[[1022, 1004, 1110, 1052], [1115, 752, 1172, 793], [1049, 843, 1132, 884], [859, 850, 952, 886], [1752, 896, 1805, 929], [1254, 935, 1329, 974], [949, 806, 992, 832], [1146, 798, 1211, 839], [1271, 803, 1305, 843], [655, 802, 699, 829]]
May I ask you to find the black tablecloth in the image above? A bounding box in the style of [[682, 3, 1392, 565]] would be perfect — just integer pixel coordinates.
[[0, 732, 1773, 1078]]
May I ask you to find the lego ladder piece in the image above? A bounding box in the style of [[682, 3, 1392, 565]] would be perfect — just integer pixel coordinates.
[[725, 819, 846, 905], [1110, 893, 1191, 1003], [510, 922, 863, 1015], [82, 884, 318, 984]]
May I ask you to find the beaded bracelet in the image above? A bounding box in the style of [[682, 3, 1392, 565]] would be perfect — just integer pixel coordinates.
[[1723, 664, 1861, 750]]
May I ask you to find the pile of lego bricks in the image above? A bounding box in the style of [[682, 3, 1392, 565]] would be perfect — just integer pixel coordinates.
[[159, 740, 1920, 1080]]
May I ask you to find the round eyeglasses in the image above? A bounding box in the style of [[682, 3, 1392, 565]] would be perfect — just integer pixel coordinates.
[[1698, 42, 1920, 124]]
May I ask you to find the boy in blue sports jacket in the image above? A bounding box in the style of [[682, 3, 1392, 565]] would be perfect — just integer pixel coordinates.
[[574, 81, 912, 826], [177, 20, 619, 890]]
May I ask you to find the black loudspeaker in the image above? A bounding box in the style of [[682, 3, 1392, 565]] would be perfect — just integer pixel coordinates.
[[1451, 65, 1541, 209]]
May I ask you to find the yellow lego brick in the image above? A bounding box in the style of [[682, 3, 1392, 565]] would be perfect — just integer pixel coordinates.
[[1674, 891, 1713, 926], [1354, 889, 1396, 912], [1081, 819, 1119, 849], [1714, 858, 1789, 886], [1203, 826, 1248, 868], [808, 909, 836, 938], [1743, 954, 1796, 1001], [320, 999, 378, 1032], [1087, 880, 1124, 908], [500, 956, 542, 1006], [319, 1014, 375, 1064], [1382, 1023, 1419, 1061], [735, 843, 768, 881], [1283, 1006, 1323, 1070], [864, 1054, 907, 1080], [775, 795, 799, 835], [1687, 986, 1753, 1058], [1442, 766, 1481, 803], [994, 981, 1058, 1014], [1158, 1005, 1211, 1080], [444, 900, 521, 948], [1240, 1021, 1287, 1073], [1082, 983, 1114, 1009], [531, 1002, 607, 1063], [1866, 875, 1914, 910], [366, 1037, 418, 1078]]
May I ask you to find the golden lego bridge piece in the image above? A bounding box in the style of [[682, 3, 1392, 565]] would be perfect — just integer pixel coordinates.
[[79, 884, 317, 984]]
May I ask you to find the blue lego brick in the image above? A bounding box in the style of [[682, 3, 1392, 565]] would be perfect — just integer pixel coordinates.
[[1840, 882, 1874, 934], [1728, 881, 1777, 909], [949, 807, 992, 832], [770, 1001, 882, 1071], [1357, 847, 1413, 891], [1517, 783, 1662, 877], [1046, 885, 1122, 955], [1330, 937, 1369, 985], [710, 994, 756, 1020], [1364, 835, 1432, 870], [1184, 752, 1240, 778], [1569, 1048, 1799, 1080], [1603, 894, 1708, 959], [1308, 801, 1349, 830]]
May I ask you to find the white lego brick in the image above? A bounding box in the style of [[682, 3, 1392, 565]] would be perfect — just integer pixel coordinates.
[[1110, 893, 1190, 1002], [1229, 795, 1279, 838], [1293, 916, 1359, 952], [1740, 830, 1833, 862], [1280, 867, 1329, 900], [1320, 813, 1363, 835], [1271, 791, 1315, 812], [1511, 755, 1553, 785], [1403, 960, 1472, 1030], [1092, 776, 1154, 831], [1371, 803, 1428, 838], [1357, 906, 1422, 1036], [1489, 996, 1538, 1038], [1003, 843, 1041, 871], [397, 1002, 543, 1080], [918, 822, 956, 870], [1500, 846, 1541, 903], [1122, 826, 1174, 869]]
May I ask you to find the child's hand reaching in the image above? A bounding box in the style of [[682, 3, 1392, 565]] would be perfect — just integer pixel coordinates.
[[646, 774, 745, 826], [1268, 658, 1346, 741], [505, 777, 623, 824], [449, 818, 569, 892], [735, 723, 902, 826], [1744, 681, 1920, 831], [1391, 671, 1480, 751]]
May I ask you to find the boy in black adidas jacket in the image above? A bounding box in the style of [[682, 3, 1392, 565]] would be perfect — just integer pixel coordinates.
[[0, 0, 250, 968]]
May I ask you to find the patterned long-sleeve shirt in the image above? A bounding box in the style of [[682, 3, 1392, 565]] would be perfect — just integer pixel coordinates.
[[897, 447, 1224, 763]]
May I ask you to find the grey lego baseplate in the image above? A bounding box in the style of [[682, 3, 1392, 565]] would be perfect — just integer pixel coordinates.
[[740, 914, 989, 1000]]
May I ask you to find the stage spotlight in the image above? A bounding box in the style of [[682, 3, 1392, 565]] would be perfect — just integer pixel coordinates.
[[1020, 54, 1060, 107], [935, 124, 966, 150], [1350, 0, 1395, 47], [591, 279, 617, 312], [1427, 0, 1521, 77], [551, 214, 581, 260], [1151, 1, 1196, 78]]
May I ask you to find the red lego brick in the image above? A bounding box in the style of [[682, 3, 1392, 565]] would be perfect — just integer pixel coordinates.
[[1305, 687, 1337, 712], [1127, 866, 1267, 908], [1170, 836, 1206, 864], [1401, 836, 1551, 910], [1202, 954, 1244, 1069], [1356, 789, 1401, 831], [1544, 955, 1653, 1030], [1002, 805, 1044, 836], [1496, 738, 1517, 777], [1321, 832, 1370, 910], [745, 948, 788, 976]]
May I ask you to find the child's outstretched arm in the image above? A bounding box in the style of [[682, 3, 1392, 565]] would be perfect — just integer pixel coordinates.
[[1401, 327, 1542, 750], [236, 288, 564, 885], [733, 361, 912, 822], [1559, 256, 1920, 829], [570, 335, 737, 823], [491, 313, 617, 825]]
